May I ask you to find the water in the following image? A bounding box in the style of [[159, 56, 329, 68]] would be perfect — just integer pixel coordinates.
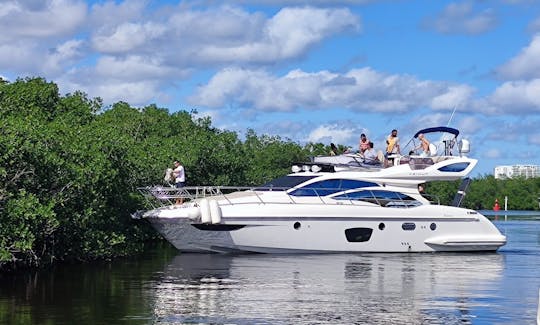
[[1, 217, 539, 325]]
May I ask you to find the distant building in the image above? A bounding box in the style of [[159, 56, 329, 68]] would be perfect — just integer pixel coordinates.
[[494, 165, 540, 179]]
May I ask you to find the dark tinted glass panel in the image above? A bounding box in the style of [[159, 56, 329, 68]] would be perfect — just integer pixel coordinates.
[[335, 190, 374, 200], [345, 228, 373, 242], [290, 179, 380, 197], [371, 190, 402, 200], [402, 223, 416, 231], [340, 179, 379, 189], [255, 175, 316, 191], [313, 179, 341, 196], [438, 162, 470, 172], [333, 190, 419, 207]]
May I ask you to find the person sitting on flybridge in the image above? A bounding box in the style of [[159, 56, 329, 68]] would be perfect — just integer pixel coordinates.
[[358, 133, 370, 154], [363, 142, 380, 165]]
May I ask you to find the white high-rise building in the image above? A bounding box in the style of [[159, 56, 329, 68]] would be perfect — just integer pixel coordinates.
[[494, 165, 540, 179]]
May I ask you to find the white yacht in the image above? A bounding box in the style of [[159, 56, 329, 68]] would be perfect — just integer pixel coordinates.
[[134, 127, 506, 253]]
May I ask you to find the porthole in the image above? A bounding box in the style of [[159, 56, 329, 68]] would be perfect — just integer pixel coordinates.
[[294, 222, 301, 230], [378, 223, 385, 230], [430, 223, 437, 231], [402, 223, 416, 231]]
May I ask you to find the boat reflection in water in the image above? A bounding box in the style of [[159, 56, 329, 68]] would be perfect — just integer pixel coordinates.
[[150, 253, 504, 324]]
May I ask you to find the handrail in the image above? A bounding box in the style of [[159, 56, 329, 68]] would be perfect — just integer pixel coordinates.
[[137, 185, 438, 209]]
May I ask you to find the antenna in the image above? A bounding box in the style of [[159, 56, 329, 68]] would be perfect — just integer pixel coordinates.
[[442, 105, 459, 155], [447, 105, 457, 127]]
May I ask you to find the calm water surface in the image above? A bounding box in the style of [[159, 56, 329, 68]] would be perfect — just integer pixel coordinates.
[[1, 217, 539, 325]]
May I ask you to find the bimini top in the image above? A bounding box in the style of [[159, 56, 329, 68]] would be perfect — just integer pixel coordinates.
[[413, 126, 459, 138]]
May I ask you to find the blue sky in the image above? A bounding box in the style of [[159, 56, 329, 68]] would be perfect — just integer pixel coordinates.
[[1, 0, 540, 176]]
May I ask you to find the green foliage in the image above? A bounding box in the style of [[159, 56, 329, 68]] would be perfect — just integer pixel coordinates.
[[0, 77, 322, 270], [0, 77, 59, 120], [0, 190, 57, 266], [243, 129, 310, 185], [427, 176, 540, 210]]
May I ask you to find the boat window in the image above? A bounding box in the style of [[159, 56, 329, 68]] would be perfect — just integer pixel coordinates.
[[402, 223, 416, 231], [255, 175, 317, 191], [345, 228, 373, 242], [289, 179, 379, 197], [340, 179, 378, 190], [438, 162, 470, 172], [333, 190, 420, 208], [409, 158, 434, 170]]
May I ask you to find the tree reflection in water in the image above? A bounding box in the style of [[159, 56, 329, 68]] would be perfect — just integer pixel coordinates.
[[2, 220, 540, 324]]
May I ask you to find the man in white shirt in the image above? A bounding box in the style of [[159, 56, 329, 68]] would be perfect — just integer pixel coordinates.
[[363, 142, 380, 165], [173, 160, 185, 204]]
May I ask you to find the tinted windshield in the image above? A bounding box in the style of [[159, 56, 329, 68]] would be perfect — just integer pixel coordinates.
[[289, 179, 379, 197], [333, 190, 420, 207], [255, 175, 317, 191]]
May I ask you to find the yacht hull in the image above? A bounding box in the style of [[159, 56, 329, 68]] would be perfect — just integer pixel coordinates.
[[144, 204, 506, 253]]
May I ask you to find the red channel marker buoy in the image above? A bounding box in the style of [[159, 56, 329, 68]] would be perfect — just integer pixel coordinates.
[[493, 198, 500, 211]]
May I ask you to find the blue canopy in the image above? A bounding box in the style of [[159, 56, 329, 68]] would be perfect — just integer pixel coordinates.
[[413, 126, 459, 138]]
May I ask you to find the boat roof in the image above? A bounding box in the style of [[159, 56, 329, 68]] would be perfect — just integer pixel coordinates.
[[413, 126, 459, 138]]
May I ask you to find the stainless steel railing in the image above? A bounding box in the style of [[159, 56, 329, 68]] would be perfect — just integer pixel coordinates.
[[136, 185, 438, 209]]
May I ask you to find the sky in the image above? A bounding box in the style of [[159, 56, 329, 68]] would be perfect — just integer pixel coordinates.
[[1, 0, 540, 176]]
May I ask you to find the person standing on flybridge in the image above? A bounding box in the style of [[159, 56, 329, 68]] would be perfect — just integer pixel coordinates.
[[173, 160, 185, 205], [415, 133, 431, 157], [385, 129, 400, 167]]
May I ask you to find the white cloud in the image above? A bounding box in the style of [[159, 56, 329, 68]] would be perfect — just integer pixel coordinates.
[[410, 113, 453, 130], [430, 85, 475, 110], [89, 0, 146, 28], [94, 55, 179, 80], [53, 5, 360, 106], [92, 22, 167, 53], [0, 2, 361, 106], [0, 0, 86, 41], [455, 116, 482, 134], [265, 7, 360, 58], [496, 34, 540, 80], [167, 5, 265, 45], [43, 39, 84, 75], [189, 67, 473, 113], [191, 6, 360, 64], [88, 5, 359, 65], [487, 79, 540, 113], [55, 54, 193, 106], [307, 124, 356, 145], [59, 74, 165, 106], [92, 80, 163, 105], [195, 109, 224, 126], [0, 0, 88, 77], [423, 2, 497, 35], [231, 0, 376, 4], [0, 43, 40, 72], [484, 148, 503, 159]]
